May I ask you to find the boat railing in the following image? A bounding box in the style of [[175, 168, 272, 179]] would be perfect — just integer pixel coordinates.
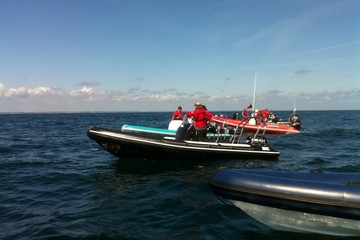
[[230, 118, 251, 143], [229, 117, 267, 144], [253, 117, 267, 138], [212, 117, 266, 144]]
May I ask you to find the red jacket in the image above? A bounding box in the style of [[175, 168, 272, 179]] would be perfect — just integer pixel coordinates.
[[242, 108, 249, 119], [186, 108, 213, 129], [262, 109, 269, 119], [172, 109, 183, 120]]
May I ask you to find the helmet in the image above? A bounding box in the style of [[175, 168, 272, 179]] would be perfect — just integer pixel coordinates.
[[194, 101, 202, 106]]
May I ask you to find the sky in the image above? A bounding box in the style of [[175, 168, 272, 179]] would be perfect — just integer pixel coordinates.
[[1, 0, 359, 112]]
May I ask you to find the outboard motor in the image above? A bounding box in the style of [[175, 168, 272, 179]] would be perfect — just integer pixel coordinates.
[[289, 114, 301, 130], [246, 135, 267, 146], [207, 124, 217, 134], [268, 113, 278, 123], [175, 123, 194, 140]]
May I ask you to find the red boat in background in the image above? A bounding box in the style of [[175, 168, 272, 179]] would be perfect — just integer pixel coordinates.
[[213, 111, 301, 135]]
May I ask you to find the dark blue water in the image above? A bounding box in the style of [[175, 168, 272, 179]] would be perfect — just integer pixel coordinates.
[[1, 111, 359, 240]]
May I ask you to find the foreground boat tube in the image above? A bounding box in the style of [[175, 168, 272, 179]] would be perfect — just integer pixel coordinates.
[[208, 169, 360, 236]]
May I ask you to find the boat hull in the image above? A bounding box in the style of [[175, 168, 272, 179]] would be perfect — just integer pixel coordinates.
[[87, 126, 280, 160], [213, 116, 300, 134], [208, 169, 360, 236]]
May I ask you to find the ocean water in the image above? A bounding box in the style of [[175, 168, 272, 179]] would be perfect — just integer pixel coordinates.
[[1, 110, 359, 240]]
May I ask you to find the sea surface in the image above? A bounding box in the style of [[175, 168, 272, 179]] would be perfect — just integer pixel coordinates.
[[1, 110, 359, 240]]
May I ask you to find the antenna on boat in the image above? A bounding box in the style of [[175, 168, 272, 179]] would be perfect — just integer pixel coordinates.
[[252, 73, 257, 114]]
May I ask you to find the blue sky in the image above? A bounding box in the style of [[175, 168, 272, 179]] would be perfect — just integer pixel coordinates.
[[1, 0, 359, 112]]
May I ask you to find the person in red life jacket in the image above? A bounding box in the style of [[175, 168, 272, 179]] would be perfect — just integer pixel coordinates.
[[186, 101, 214, 141], [172, 106, 183, 120], [261, 109, 270, 121], [242, 104, 252, 120], [254, 109, 264, 124]]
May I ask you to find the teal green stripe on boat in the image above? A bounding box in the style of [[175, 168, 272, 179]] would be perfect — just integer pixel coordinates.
[[122, 124, 177, 136]]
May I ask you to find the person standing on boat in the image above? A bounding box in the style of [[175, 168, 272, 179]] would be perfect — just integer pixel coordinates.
[[261, 109, 270, 121], [242, 104, 252, 120], [254, 109, 264, 124], [186, 101, 214, 141], [288, 110, 301, 130], [172, 106, 183, 120]]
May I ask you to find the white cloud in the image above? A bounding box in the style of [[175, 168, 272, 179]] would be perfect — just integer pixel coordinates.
[[69, 86, 93, 97], [80, 86, 92, 93], [0, 83, 359, 112], [28, 87, 54, 96], [5, 87, 29, 97], [2, 86, 54, 98]]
